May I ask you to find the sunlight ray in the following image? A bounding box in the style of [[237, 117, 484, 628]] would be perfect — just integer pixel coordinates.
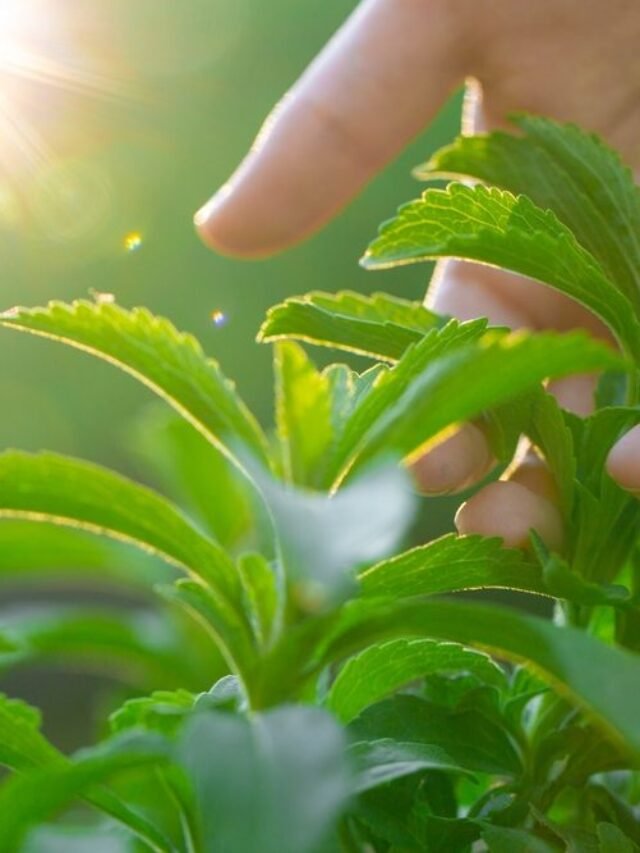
[[0, 95, 51, 176], [2, 46, 142, 105]]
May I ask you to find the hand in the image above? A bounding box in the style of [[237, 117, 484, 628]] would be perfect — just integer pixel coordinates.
[[194, 0, 640, 548]]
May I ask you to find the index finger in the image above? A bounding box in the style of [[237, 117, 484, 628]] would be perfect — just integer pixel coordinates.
[[195, 0, 466, 257]]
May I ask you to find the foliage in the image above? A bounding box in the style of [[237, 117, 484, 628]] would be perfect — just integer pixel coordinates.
[[0, 117, 639, 850]]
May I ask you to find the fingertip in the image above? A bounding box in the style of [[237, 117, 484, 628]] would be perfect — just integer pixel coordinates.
[[455, 480, 564, 552], [547, 374, 597, 417], [606, 424, 640, 493], [507, 451, 558, 503], [194, 179, 282, 259], [411, 424, 494, 495]]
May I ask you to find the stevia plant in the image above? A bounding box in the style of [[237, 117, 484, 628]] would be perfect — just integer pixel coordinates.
[[0, 116, 639, 851]]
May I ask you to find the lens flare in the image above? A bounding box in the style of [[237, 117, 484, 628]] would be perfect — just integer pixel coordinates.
[[0, 0, 140, 248], [124, 231, 143, 253], [211, 310, 228, 328]]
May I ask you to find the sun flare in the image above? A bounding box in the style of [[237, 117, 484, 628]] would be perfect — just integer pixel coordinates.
[[0, 0, 144, 246]]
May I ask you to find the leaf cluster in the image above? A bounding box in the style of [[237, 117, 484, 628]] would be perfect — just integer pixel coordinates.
[[0, 117, 639, 850]]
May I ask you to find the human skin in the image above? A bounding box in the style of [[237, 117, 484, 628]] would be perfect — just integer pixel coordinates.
[[194, 0, 640, 546]]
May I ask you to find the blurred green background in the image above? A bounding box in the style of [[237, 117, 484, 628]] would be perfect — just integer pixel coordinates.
[[0, 0, 461, 475]]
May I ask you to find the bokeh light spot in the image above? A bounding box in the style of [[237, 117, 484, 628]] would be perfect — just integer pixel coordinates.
[[211, 309, 227, 328], [124, 231, 143, 253]]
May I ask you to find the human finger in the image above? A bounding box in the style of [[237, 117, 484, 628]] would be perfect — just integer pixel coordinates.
[[455, 448, 564, 551], [606, 425, 640, 493], [195, 0, 466, 257], [411, 423, 494, 496]]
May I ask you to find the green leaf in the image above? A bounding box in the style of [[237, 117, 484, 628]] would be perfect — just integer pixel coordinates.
[[129, 404, 256, 551], [0, 451, 255, 671], [358, 534, 544, 600], [328, 638, 507, 723], [417, 115, 640, 310], [0, 451, 239, 597], [178, 706, 350, 853], [0, 608, 200, 689], [157, 579, 257, 682], [0, 694, 60, 771], [597, 823, 638, 853], [349, 695, 522, 777], [328, 318, 487, 481], [348, 739, 476, 793], [541, 555, 631, 608], [0, 300, 270, 470], [0, 697, 169, 850], [0, 746, 170, 853], [570, 409, 640, 583], [259, 290, 440, 361], [332, 327, 621, 483], [0, 520, 170, 590], [274, 341, 335, 486], [109, 690, 197, 738], [527, 390, 576, 516], [586, 784, 640, 845], [252, 462, 415, 607], [481, 825, 556, 852], [322, 599, 640, 758], [361, 183, 640, 361], [237, 552, 279, 650]]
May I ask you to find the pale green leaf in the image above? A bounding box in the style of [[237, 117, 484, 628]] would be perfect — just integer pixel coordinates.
[[252, 462, 415, 606], [328, 638, 507, 723], [178, 706, 350, 853], [0, 300, 270, 470], [24, 825, 135, 853], [259, 290, 439, 361], [361, 184, 640, 361]]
